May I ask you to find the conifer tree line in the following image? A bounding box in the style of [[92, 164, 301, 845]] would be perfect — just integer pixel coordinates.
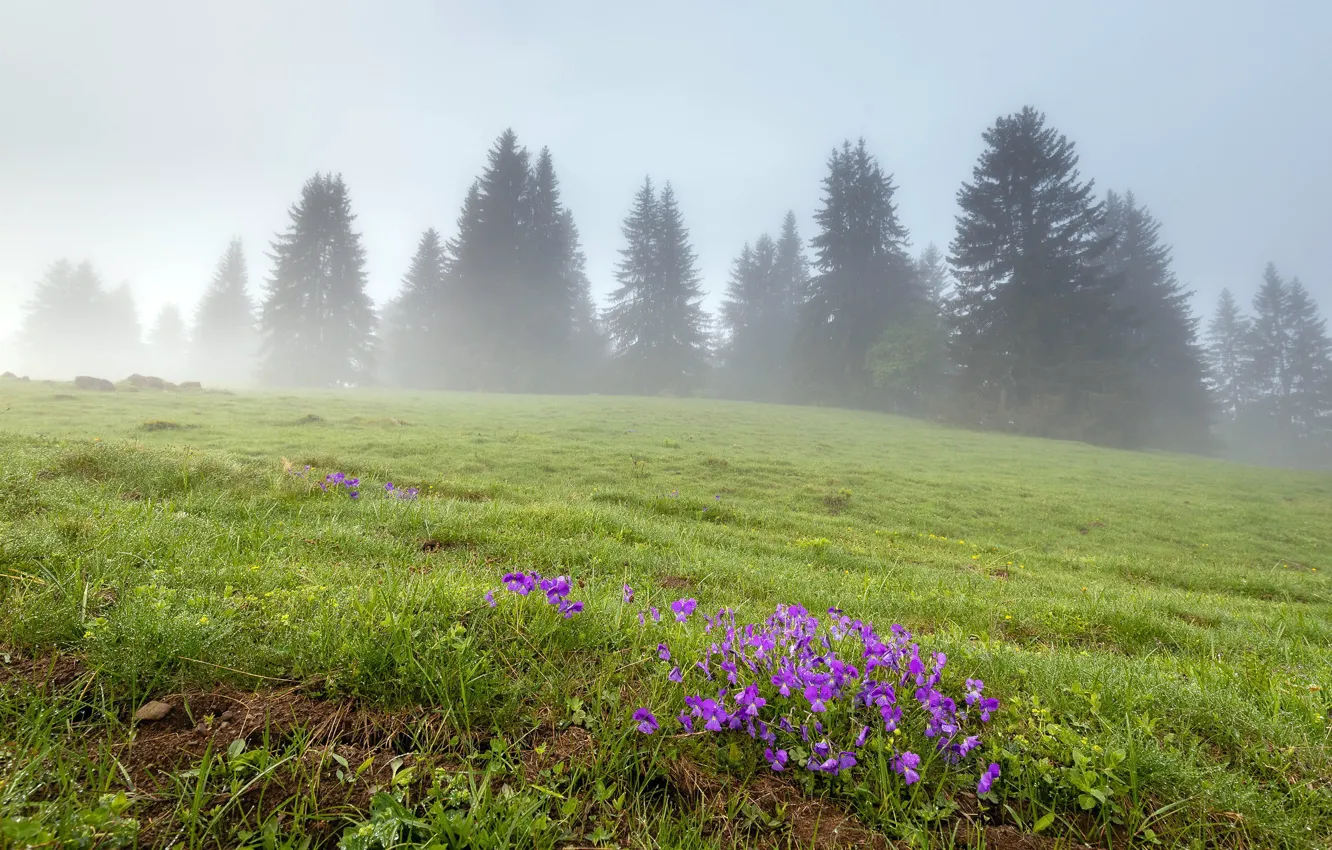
[[13, 112, 1331, 467]]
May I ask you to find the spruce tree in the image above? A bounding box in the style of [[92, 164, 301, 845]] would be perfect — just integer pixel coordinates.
[[1205, 288, 1251, 420], [949, 107, 1135, 444], [914, 243, 951, 309], [148, 303, 189, 377], [796, 139, 914, 406], [438, 131, 596, 391], [1285, 279, 1332, 439], [773, 210, 810, 314], [192, 238, 256, 385], [259, 173, 375, 387], [384, 228, 448, 388], [1246, 263, 1293, 421], [1099, 190, 1212, 451], [719, 234, 786, 399], [561, 210, 607, 391], [605, 178, 709, 394], [20, 259, 105, 378]]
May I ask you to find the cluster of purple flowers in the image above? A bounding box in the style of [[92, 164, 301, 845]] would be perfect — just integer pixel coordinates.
[[627, 594, 1002, 795], [384, 482, 420, 501], [320, 471, 361, 500], [485, 571, 584, 618]]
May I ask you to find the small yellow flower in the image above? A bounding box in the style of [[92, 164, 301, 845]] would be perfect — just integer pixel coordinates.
[[1004, 614, 1013, 620], [198, 615, 210, 625], [83, 630, 94, 639]]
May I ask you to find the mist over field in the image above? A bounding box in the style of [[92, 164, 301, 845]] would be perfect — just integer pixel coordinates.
[[4, 1, 1331, 468]]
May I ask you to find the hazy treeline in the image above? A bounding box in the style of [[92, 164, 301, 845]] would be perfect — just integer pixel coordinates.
[[12, 107, 1331, 468]]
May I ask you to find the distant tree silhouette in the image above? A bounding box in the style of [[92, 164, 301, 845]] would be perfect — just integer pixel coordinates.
[[259, 173, 375, 386], [383, 228, 448, 388], [795, 139, 915, 406], [1205, 288, 1251, 420], [192, 238, 256, 385], [427, 131, 600, 391], [605, 178, 710, 394], [949, 107, 1135, 445], [1099, 190, 1212, 452]]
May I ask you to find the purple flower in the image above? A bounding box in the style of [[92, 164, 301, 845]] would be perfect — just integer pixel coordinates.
[[894, 752, 921, 785], [855, 725, 871, 748], [677, 710, 694, 732], [385, 482, 395, 492], [977, 762, 1001, 794], [764, 747, 788, 771], [657, 643, 671, 661], [670, 598, 697, 623], [502, 572, 535, 595], [632, 708, 659, 735], [558, 599, 583, 618], [348, 490, 360, 500], [623, 584, 634, 603], [668, 666, 683, 683], [979, 696, 999, 722], [484, 590, 496, 608], [541, 575, 572, 603]]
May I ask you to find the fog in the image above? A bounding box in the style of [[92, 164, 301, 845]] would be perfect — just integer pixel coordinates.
[[1, 0, 1329, 466]]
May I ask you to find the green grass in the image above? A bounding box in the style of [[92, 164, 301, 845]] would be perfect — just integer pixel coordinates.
[[0, 380, 1329, 849]]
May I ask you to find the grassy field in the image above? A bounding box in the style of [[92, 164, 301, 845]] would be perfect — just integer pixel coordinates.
[[0, 379, 1329, 849]]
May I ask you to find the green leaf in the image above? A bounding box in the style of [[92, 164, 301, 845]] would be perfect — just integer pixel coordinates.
[[1033, 813, 1055, 833]]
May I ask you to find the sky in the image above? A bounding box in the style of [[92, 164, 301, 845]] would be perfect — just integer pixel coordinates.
[[2, 0, 1329, 347]]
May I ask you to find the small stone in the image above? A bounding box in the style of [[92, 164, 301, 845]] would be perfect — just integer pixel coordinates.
[[134, 700, 173, 721]]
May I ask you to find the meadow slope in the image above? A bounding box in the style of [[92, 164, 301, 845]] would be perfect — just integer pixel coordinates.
[[0, 381, 1329, 849]]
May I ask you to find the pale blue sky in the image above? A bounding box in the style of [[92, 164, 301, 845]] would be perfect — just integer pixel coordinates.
[[1, 0, 1329, 343]]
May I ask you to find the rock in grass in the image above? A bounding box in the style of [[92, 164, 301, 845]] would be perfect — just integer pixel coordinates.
[[180, 381, 202, 391], [74, 376, 116, 391], [134, 700, 173, 721], [126, 374, 177, 391]]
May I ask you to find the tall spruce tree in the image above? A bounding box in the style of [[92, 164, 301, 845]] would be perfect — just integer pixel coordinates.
[[192, 238, 256, 385], [1205, 288, 1251, 420], [258, 173, 375, 386], [1285, 279, 1332, 438], [148, 303, 189, 377], [774, 211, 810, 311], [20, 259, 105, 377], [915, 244, 950, 309], [1246, 263, 1293, 420], [949, 107, 1135, 444], [384, 228, 448, 388], [1099, 190, 1212, 451], [795, 139, 914, 406], [605, 178, 709, 394], [438, 131, 595, 391], [719, 233, 788, 400]]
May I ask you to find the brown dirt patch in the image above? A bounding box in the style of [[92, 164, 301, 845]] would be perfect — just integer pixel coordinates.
[[0, 649, 89, 690], [658, 575, 693, 590], [520, 725, 597, 780], [665, 757, 893, 850]]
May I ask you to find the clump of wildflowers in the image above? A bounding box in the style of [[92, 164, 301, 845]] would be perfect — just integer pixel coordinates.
[[631, 601, 1000, 790], [384, 482, 420, 500], [320, 472, 360, 500], [493, 571, 583, 618]]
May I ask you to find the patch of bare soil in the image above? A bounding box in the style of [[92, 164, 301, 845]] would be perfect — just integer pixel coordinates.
[[658, 575, 694, 590], [0, 649, 89, 690], [665, 757, 894, 850]]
